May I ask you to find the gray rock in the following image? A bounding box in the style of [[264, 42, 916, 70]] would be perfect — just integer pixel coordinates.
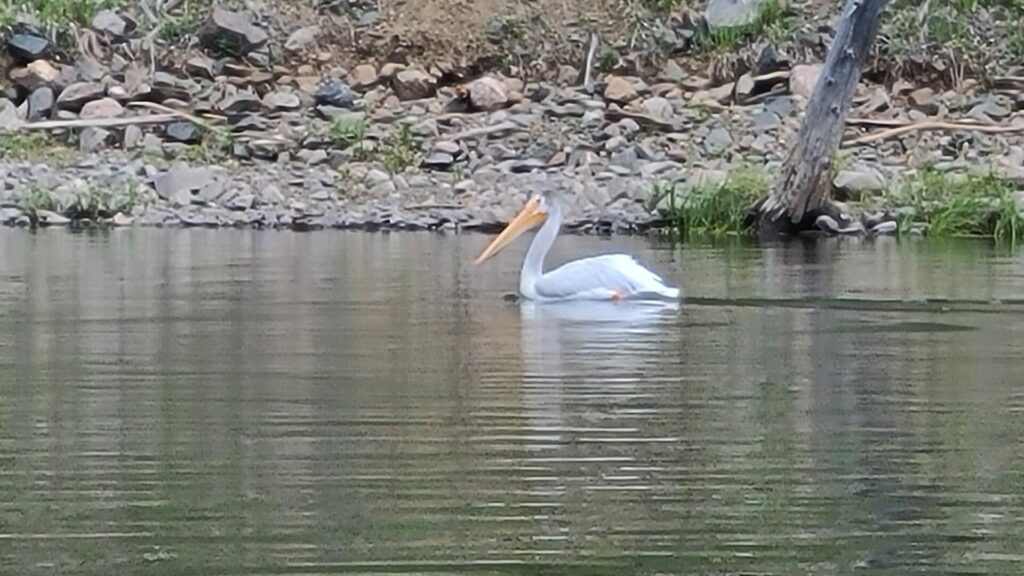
[[165, 122, 201, 144], [816, 214, 865, 235], [7, 29, 52, 63], [704, 125, 733, 155], [315, 104, 357, 119], [296, 149, 328, 165], [434, 141, 461, 155], [217, 91, 262, 114], [751, 110, 780, 132], [27, 87, 54, 120], [259, 184, 285, 205], [604, 135, 628, 152], [198, 178, 228, 202], [142, 133, 164, 156], [154, 165, 215, 200], [833, 168, 886, 199], [755, 45, 790, 75], [750, 134, 775, 155], [198, 8, 269, 57], [92, 9, 132, 40], [35, 209, 70, 226], [610, 147, 639, 172], [9, 60, 60, 92], [705, 0, 770, 30], [393, 69, 437, 101], [79, 127, 111, 152], [764, 95, 796, 117], [79, 97, 124, 119], [365, 169, 391, 185], [466, 76, 509, 111], [313, 78, 355, 108], [968, 94, 1012, 121], [870, 220, 898, 235], [349, 64, 379, 90], [56, 82, 105, 112], [123, 124, 143, 149], [262, 88, 302, 111], [582, 109, 604, 127], [227, 193, 256, 210], [604, 76, 638, 104], [422, 152, 455, 169], [640, 161, 682, 179], [658, 59, 685, 82], [641, 96, 673, 120], [909, 87, 940, 115], [285, 25, 320, 52], [789, 64, 822, 98]]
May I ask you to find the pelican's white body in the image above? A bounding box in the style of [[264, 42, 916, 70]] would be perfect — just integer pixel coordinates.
[[517, 199, 681, 302]]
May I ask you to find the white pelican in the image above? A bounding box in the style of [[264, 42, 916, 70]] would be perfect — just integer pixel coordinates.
[[474, 191, 682, 302]]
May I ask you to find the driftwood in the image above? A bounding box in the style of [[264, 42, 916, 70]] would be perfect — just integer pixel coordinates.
[[582, 32, 599, 93], [844, 120, 1024, 146], [14, 101, 221, 133], [755, 0, 889, 237], [446, 121, 521, 140], [18, 114, 183, 131]]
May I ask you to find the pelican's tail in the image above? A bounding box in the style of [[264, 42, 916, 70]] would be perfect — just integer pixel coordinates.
[[639, 282, 681, 301]]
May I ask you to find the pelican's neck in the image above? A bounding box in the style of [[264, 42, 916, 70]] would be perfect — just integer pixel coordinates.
[[521, 202, 561, 292]]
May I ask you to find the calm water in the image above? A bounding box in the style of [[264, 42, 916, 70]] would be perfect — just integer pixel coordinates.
[[1, 230, 1023, 575]]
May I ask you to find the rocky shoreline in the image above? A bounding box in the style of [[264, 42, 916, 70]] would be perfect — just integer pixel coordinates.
[[2, 3, 1024, 236]]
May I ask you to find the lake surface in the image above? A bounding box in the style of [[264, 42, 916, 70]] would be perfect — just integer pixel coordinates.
[[1, 230, 1023, 575]]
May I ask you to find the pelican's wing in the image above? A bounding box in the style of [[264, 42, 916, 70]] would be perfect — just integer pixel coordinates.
[[534, 254, 680, 300]]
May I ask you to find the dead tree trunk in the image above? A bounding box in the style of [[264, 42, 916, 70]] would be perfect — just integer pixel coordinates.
[[755, 0, 889, 237]]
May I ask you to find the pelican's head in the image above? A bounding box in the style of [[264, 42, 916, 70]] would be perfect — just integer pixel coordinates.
[[474, 191, 554, 265]]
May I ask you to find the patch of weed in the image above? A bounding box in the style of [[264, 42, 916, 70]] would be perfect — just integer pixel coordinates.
[[597, 45, 619, 72], [654, 167, 769, 237], [65, 181, 144, 220], [695, 0, 789, 52], [645, 0, 681, 12], [884, 167, 1024, 242], [329, 114, 367, 149], [382, 122, 418, 174], [17, 186, 61, 217], [0, 0, 122, 29], [158, 1, 204, 44], [0, 131, 75, 163], [485, 14, 528, 42], [880, 0, 1024, 82]]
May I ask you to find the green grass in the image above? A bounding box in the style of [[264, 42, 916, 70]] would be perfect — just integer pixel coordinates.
[[883, 168, 1024, 242], [645, 0, 681, 11], [0, 0, 121, 28], [381, 122, 418, 174], [175, 129, 235, 164], [597, 45, 619, 72], [17, 186, 61, 216], [695, 0, 790, 52], [880, 0, 1024, 80], [653, 167, 769, 237], [0, 131, 76, 163], [158, 1, 204, 44], [329, 114, 367, 149], [18, 181, 144, 225]]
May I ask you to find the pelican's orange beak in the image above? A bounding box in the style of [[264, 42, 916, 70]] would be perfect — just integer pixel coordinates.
[[474, 197, 547, 265]]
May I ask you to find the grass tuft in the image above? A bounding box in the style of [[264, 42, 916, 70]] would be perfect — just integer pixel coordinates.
[[654, 167, 768, 237], [382, 122, 418, 174], [695, 0, 790, 52], [158, 1, 204, 44], [884, 168, 1024, 242]]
